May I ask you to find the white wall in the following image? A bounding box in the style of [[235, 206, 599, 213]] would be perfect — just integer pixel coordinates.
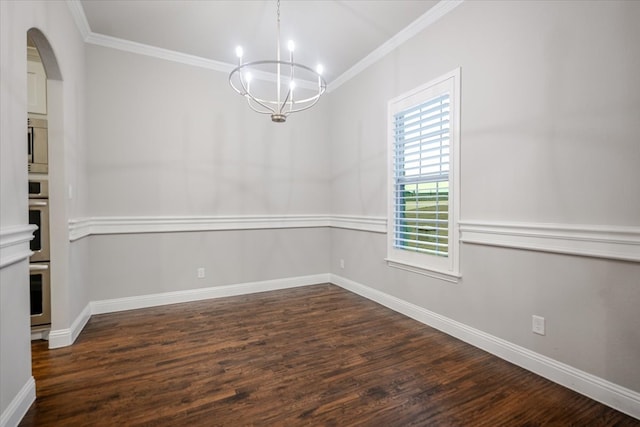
[[328, 0, 640, 396], [0, 1, 88, 424]]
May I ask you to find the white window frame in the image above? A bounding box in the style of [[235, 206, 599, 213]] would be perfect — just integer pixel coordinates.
[[386, 68, 461, 282]]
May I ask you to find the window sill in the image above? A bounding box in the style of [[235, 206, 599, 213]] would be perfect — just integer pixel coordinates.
[[385, 258, 460, 283]]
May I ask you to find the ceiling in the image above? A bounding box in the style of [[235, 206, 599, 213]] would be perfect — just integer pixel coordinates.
[[79, 0, 440, 84]]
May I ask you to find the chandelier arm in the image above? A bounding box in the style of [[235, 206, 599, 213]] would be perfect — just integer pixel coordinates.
[[245, 93, 277, 114], [245, 98, 276, 115], [237, 71, 249, 96], [244, 92, 292, 108], [288, 55, 295, 112], [279, 88, 293, 115], [286, 98, 321, 115], [230, 66, 277, 114], [235, 72, 278, 115], [287, 88, 325, 105], [231, 61, 323, 88], [286, 88, 327, 114], [228, 73, 244, 96]]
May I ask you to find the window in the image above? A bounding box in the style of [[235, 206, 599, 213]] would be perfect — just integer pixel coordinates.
[[387, 69, 460, 282]]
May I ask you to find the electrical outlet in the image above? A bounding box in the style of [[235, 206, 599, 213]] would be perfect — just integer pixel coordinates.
[[197, 268, 205, 279], [340, 259, 345, 269], [532, 315, 545, 335]]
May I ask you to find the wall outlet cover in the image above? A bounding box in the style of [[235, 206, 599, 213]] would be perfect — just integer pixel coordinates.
[[532, 315, 545, 335]]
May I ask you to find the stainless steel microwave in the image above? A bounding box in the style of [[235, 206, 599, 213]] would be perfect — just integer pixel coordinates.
[[27, 117, 48, 173]]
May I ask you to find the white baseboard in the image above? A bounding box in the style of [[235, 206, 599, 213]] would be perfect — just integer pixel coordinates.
[[330, 274, 640, 420], [90, 274, 330, 315], [30, 272, 640, 419], [48, 303, 92, 349], [0, 376, 35, 427], [47, 274, 329, 349], [30, 328, 49, 341]]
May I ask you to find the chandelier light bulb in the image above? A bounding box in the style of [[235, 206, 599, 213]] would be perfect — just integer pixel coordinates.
[[290, 80, 296, 90], [287, 40, 295, 52], [235, 46, 244, 58], [316, 64, 324, 75], [245, 72, 252, 83]]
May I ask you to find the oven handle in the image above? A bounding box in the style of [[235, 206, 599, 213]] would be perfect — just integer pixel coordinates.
[[28, 127, 33, 158], [29, 264, 49, 271], [28, 200, 48, 207]]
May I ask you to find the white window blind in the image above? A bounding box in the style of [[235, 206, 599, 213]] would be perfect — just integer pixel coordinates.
[[393, 93, 450, 257]]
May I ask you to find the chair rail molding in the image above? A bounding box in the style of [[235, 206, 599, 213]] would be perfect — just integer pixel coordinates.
[[459, 220, 640, 262], [69, 214, 386, 241], [0, 224, 36, 269], [71, 217, 640, 262]]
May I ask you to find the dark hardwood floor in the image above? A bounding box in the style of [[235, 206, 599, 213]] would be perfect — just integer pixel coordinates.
[[21, 284, 638, 426]]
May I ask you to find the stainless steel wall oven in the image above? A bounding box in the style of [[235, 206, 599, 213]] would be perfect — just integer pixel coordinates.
[[30, 263, 51, 326], [29, 172, 51, 327], [28, 197, 50, 263]]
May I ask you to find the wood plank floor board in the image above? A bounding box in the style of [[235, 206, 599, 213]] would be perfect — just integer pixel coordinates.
[[20, 284, 639, 426]]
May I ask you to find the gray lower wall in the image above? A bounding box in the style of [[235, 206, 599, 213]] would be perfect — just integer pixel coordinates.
[[88, 228, 330, 301], [69, 238, 91, 319]]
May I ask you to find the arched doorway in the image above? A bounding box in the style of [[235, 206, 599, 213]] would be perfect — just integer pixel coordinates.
[[27, 28, 70, 349]]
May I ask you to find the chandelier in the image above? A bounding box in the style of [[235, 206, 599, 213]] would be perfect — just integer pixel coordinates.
[[229, 0, 326, 123]]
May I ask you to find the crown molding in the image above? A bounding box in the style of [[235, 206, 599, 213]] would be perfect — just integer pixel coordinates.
[[67, 0, 463, 91], [66, 0, 232, 73], [327, 0, 465, 93], [85, 32, 234, 73], [66, 0, 91, 41], [86, 33, 325, 90]]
